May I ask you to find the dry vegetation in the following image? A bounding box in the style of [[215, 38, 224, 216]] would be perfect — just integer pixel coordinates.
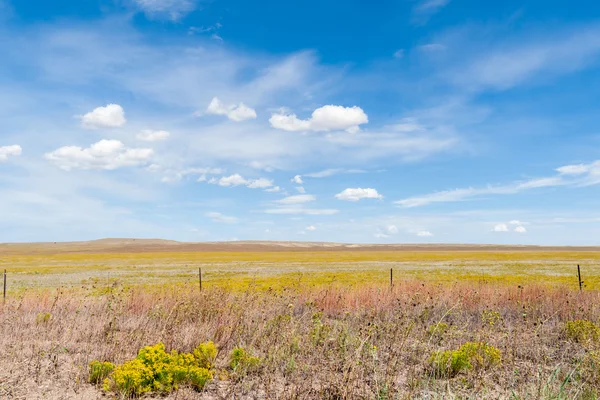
[[1, 242, 600, 399]]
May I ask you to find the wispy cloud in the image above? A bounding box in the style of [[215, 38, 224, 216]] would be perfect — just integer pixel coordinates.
[[412, 0, 451, 24], [395, 158, 600, 207], [206, 212, 238, 224], [133, 0, 197, 20], [263, 207, 339, 215], [450, 24, 600, 92]]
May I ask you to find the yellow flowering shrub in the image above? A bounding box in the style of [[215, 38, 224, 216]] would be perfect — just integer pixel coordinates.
[[429, 342, 501, 378], [96, 342, 215, 397], [193, 341, 218, 369], [565, 320, 600, 344]]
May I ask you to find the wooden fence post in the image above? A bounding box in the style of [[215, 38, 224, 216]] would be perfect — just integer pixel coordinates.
[[577, 264, 583, 291], [390, 268, 393, 288], [199, 267, 202, 292]]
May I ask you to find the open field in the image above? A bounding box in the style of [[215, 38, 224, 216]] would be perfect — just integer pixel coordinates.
[[2, 240, 600, 291], [1, 240, 600, 399]]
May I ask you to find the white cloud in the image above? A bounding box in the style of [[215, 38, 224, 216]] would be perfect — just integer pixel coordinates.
[[270, 105, 368, 133], [206, 212, 238, 224], [296, 186, 306, 193], [556, 163, 593, 175], [265, 186, 281, 192], [417, 230, 434, 237], [158, 167, 223, 183], [306, 225, 316, 231], [276, 194, 316, 205], [263, 207, 338, 215], [396, 176, 566, 208], [248, 161, 275, 172], [206, 97, 257, 122], [509, 220, 522, 225], [492, 223, 509, 232], [335, 188, 383, 202], [0, 145, 22, 161], [386, 225, 398, 234], [454, 25, 600, 92], [210, 174, 276, 190], [137, 129, 170, 141], [418, 43, 446, 52], [80, 104, 126, 129], [133, 0, 196, 20], [393, 49, 404, 59], [413, 0, 450, 17], [44, 140, 153, 171], [247, 177, 274, 189], [216, 174, 249, 187], [514, 226, 527, 233], [290, 169, 367, 186]]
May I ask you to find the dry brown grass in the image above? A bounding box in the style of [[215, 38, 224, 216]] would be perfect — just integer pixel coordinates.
[[1, 281, 600, 399]]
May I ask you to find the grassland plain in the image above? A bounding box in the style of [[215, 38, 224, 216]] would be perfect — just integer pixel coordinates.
[[1, 241, 600, 399]]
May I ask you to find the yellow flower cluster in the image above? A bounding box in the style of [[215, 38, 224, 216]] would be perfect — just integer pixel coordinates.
[[429, 342, 501, 377], [91, 342, 216, 397]]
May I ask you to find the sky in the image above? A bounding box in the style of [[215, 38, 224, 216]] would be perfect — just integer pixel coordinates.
[[1, 0, 600, 244]]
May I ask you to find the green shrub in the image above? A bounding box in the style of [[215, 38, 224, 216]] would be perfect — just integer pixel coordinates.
[[429, 342, 501, 378], [565, 320, 600, 344], [427, 322, 449, 336], [193, 341, 217, 369], [229, 347, 260, 373], [101, 342, 215, 396], [36, 312, 52, 324], [88, 361, 115, 384]]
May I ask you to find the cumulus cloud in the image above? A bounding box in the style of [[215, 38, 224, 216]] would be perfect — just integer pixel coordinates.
[[0, 145, 22, 161], [216, 174, 249, 187], [206, 97, 257, 122], [306, 225, 316, 231], [335, 188, 383, 201], [291, 175, 303, 184], [270, 105, 368, 133], [514, 226, 527, 233], [210, 174, 276, 190], [492, 223, 509, 232], [265, 186, 281, 192], [137, 130, 170, 141], [247, 177, 275, 189], [296, 186, 306, 193], [133, 0, 196, 20], [206, 212, 238, 224], [80, 104, 126, 129], [276, 194, 316, 205], [44, 140, 153, 171], [158, 167, 223, 183]]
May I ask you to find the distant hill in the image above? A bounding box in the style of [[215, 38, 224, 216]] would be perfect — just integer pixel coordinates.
[[1, 238, 600, 255]]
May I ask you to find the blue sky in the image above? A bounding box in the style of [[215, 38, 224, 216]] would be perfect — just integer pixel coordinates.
[[1, 0, 600, 244]]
